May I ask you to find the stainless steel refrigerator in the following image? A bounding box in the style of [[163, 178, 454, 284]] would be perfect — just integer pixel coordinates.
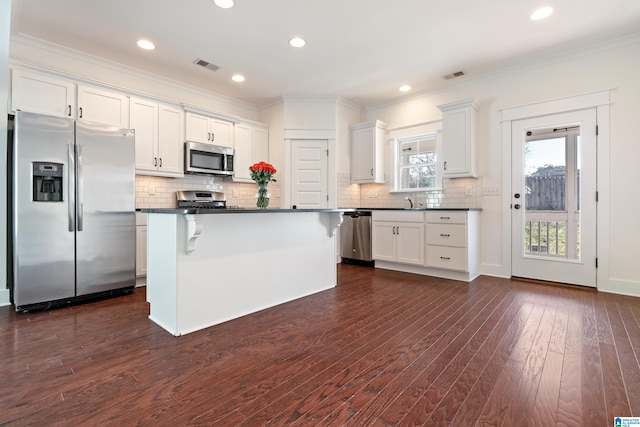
[[10, 111, 136, 311]]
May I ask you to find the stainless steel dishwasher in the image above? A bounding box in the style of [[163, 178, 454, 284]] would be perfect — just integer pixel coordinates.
[[340, 210, 373, 264]]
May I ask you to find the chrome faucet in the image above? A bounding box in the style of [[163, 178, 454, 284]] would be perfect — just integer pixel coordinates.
[[405, 193, 416, 208]]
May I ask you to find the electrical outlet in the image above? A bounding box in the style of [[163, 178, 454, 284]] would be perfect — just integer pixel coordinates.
[[465, 187, 473, 196], [232, 190, 238, 198], [482, 186, 500, 196], [149, 186, 155, 195]]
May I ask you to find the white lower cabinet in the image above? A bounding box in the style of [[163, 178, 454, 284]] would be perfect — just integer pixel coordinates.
[[136, 212, 147, 279], [372, 209, 480, 282], [372, 211, 424, 266], [425, 211, 479, 275]]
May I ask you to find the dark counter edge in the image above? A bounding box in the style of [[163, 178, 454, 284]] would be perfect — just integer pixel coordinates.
[[139, 208, 357, 214], [138, 207, 480, 214]]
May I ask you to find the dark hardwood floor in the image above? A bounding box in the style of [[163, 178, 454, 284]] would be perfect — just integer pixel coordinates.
[[2, 264, 640, 426]]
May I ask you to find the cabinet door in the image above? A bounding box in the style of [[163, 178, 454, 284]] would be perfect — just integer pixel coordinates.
[[157, 104, 184, 177], [77, 85, 129, 128], [136, 225, 147, 277], [233, 123, 252, 181], [211, 118, 234, 148], [252, 127, 269, 163], [396, 222, 424, 265], [351, 126, 375, 182], [185, 112, 210, 143], [372, 221, 396, 261], [11, 69, 75, 118], [130, 97, 159, 173]]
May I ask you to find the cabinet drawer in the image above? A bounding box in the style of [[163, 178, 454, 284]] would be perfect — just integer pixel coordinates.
[[426, 224, 466, 247], [426, 245, 467, 271], [373, 210, 424, 222], [426, 211, 466, 224]]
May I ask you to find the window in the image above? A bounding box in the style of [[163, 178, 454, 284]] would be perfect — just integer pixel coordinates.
[[396, 133, 439, 191]]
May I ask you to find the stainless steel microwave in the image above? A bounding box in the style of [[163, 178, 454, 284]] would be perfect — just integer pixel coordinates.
[[184, 141, 234, 176]]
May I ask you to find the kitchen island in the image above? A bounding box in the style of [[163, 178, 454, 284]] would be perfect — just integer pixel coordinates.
[[140, 208, 347, 336]]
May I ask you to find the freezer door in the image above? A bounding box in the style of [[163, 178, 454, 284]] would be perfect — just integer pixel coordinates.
[[75, 121, 136, 296], [13, 112, 76, 307]]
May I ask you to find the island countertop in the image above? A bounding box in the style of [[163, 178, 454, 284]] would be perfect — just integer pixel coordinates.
[[139, 207, 355, 214]]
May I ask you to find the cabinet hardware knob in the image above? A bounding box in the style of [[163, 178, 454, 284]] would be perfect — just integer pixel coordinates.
[[370, 168, 374, 176], [68, 105, 72, 116], [444, 161, 447, 170], [440, 256, 451, 260], [440, 216, 450, 220], [153, 157, 157, 167], [79, 107, 83, 118], [159, 158, 162, 167], [440, 234, 450, 237]]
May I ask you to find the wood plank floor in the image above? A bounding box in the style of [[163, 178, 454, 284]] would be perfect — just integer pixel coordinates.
[[2, 264, 640, 426]]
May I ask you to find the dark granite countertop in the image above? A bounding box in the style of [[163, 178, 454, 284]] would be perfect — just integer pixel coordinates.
[[352, 207, 482, 211], [139, 208, 355, 214]]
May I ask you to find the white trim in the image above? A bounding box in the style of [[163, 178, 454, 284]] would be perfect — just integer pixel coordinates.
[[500, 89, 613, 121], [599, 278, 640, 298], [283, 129, 335, 139], [501, 89, 614, 290]]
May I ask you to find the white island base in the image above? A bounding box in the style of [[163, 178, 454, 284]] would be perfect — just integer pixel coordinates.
[[146, 210, 343, 336]]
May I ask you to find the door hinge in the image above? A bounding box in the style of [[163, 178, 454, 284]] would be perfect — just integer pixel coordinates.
[[595, 258, 598, 268], [326, 194, 329, 201], [596, 191, 599, 202], [326, 149, 329, 157], [596, 125, 599, 136]]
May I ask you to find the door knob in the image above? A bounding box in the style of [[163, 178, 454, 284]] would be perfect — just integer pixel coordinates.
[[514, 204, 521, 209]]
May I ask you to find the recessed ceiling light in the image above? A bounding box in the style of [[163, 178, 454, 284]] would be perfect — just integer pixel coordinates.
[[232, 74, 245, 82], [289, 37, 306, 48], [136, 39, 155, 50], [530, 6, 553, 21], [213, 0, 235, 8], [399, 85, 412, 92]]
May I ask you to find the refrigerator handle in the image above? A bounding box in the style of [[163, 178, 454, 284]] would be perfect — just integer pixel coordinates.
[[68, 144, 75, 232], [76, 144, 84, 231]]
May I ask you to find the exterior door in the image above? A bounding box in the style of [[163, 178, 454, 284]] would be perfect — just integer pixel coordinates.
[[291, 140, 328, 209], [511, 109, 597, 286]]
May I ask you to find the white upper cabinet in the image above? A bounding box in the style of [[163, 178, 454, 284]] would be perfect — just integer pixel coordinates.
[[77, 84, 130, 128], [185, 112, 234, 148], [233, 122, 269, 182], [10, 69, 75, 118], [350, 120, 386, 184], [130, 97, 184, 177], [438, 99, 479, 178]]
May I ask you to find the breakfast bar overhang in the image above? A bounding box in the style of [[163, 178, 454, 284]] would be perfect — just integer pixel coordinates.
[[141, 208, 347, 336]]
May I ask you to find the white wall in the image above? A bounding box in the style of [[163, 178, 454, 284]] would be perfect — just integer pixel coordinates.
[[0, 0, 11, 306], [365, 35, 640, 295]]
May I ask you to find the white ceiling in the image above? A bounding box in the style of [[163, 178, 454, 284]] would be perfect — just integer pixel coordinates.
[[9, 0, 640, 107]]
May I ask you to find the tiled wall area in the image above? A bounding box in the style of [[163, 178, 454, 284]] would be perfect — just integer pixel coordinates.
[[338, 172, 482, 209], [137, 173, 478, 210], [136, 175, 281, 209]]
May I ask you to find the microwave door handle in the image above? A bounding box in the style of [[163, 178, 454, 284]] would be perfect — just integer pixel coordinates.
[[68, 144, 75, 232]]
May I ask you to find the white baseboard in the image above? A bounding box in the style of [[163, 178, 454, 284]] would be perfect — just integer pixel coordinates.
[[598, 277, 640, 298]]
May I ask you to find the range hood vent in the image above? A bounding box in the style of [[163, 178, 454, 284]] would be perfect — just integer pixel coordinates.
[[193, 58, 220, 71], [443, 71, 465, 80]]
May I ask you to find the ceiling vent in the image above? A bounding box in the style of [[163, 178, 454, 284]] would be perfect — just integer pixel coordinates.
[[443, 71, 465, 80], [193, 58, 220, 72]]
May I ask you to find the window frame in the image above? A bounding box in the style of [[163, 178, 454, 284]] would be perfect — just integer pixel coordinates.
[[388, 121, 443, 193]]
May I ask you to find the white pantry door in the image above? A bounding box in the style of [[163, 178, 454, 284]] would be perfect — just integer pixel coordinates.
[[291, 140, 328, 209], [511, 109, 597, 287]]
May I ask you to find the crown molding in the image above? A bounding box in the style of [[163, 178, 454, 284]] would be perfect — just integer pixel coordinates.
[[9, 33, 259, 113]]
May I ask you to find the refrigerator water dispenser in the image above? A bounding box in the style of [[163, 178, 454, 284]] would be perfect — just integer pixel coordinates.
[[32, 162, 63, 202]]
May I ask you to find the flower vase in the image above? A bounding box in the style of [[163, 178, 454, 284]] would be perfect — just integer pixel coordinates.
[[255, 188, 270, 209]]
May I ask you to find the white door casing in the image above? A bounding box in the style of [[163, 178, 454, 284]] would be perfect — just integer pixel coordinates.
[[511, 108, 597, 286], [291, 139, 328, 209]]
